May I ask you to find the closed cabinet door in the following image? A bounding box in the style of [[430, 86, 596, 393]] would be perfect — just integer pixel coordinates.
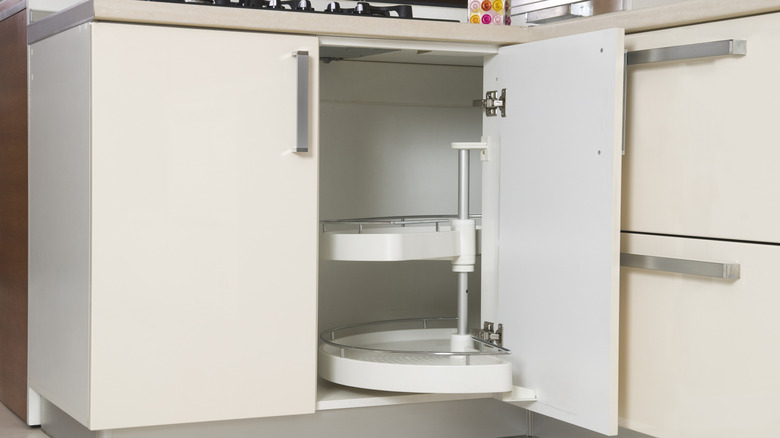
[[29, 21, 319, 430], [622, 12, 780, 243], [620, 232, 780, 437], [88, 23, 319, 429]]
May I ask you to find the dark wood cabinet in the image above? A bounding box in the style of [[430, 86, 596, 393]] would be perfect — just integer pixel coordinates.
[[0, 0, 28, 422]]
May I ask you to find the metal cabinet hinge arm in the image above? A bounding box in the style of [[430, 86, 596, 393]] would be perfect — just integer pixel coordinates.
[[474, 321, 504, 347], [480, 89, 507, 117]]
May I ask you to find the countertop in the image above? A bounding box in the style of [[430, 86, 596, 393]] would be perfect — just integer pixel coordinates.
[[1, 0, 26, 20], [28, 0, 780, 46]]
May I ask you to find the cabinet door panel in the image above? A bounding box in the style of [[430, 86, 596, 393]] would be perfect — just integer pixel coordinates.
[[620, 233, 780, 437], [89, 23, 318, 429], [623, 13, 780, 242], [483, 29, 624, 435]]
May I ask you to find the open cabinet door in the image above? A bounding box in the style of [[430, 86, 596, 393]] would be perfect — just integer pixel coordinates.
[[481, 29, 624, 435]]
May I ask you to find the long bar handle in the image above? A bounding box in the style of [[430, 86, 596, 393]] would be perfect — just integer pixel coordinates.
[[627, 39, 746, 66], [294, 50, 309, 153], [512, 0, 582, 14], [620, 253, 740, 280]]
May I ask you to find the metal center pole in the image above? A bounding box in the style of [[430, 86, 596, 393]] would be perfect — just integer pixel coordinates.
[[457, 149, 469, 336]]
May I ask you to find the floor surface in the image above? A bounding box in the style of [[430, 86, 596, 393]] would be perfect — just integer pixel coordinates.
[[0, 403, 48, 438]]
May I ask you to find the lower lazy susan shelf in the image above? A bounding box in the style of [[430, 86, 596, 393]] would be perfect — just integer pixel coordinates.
[[318, 318, 513, 394]]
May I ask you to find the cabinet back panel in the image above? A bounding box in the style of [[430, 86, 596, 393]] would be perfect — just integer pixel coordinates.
[[318, 60, 482, 330]]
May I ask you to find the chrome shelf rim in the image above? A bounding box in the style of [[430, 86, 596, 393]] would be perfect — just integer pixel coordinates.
[[319, 317, 510, 356]]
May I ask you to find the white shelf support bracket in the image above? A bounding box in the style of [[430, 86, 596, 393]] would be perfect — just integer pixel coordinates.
[[452, 138, 490, 161], [497, 385, 538, 404]]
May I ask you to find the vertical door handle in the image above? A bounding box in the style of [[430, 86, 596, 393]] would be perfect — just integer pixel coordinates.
[[294, 50, 309, 153]]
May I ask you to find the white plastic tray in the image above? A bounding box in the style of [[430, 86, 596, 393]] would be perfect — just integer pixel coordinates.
[[320, 216, 481, 262], [318, 319, 512, 394]]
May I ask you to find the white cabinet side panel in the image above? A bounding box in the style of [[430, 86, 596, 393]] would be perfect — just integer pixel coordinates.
[[492, 29, 624, 435], [27, 23, 92, 426], [89, 23, 319, 429]]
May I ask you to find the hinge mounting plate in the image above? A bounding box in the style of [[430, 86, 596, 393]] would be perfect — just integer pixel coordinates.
[[482, 89, 507, 117], [474, 321, 504, 347]]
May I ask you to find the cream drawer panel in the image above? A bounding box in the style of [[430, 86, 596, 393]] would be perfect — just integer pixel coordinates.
[[619, 232, 780, 437], [622, 12, 780, 242]]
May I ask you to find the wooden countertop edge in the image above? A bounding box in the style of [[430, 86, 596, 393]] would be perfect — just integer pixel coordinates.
[[29, 0, 780, 47], [92, 0, 529, 45], [1, 0, 26, 20]]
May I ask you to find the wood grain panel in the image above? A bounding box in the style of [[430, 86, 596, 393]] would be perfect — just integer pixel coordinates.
[[0, 6, 28, 422]]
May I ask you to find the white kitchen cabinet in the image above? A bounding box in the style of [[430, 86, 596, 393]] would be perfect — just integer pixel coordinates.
[[619, 232, 780, 438], [622, 12, 780, 243], [28, 22, 319, 430], [27, 10, 624, 438], [617, 12, 780, 437]]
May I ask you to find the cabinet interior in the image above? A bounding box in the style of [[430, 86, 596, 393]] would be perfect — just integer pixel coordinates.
[[316, 47, 492, 407], [25, 18, 627, 434]]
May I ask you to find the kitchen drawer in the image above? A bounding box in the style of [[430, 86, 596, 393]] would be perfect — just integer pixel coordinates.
[[619, 232, 780, 437], [622, 12, 780, 243]]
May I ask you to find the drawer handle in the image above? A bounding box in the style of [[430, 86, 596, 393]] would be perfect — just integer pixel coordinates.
[[620, 253, 740, 280], [626, 39, 746, 66], [294, 50, 309, 153]]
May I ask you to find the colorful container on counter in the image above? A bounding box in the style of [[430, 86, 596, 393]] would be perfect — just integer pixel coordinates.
[[468, 0, 511, 25]]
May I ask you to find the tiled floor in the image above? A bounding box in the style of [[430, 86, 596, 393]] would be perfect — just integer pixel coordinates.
[[0, 404, 48, 438]]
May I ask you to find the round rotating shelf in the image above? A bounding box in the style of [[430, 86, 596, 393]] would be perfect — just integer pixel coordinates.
[[320, 215, 481, 262], [318, 318, 512, 394]]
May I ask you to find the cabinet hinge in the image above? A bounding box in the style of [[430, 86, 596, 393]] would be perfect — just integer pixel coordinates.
[[474, 321, 504, 347], [480, 89, 506, 117]]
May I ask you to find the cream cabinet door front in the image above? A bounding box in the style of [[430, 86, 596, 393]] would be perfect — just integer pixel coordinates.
[[482, 29, 625, 436], [622, 13, 780, 242], [89, 23, 319, 429], [620, 232, 780, 437], [28, 22, 319, 430]]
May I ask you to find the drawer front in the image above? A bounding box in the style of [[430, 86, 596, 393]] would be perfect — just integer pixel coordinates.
[[622, 12, 780, 243], [619, 232, 780, 437]]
